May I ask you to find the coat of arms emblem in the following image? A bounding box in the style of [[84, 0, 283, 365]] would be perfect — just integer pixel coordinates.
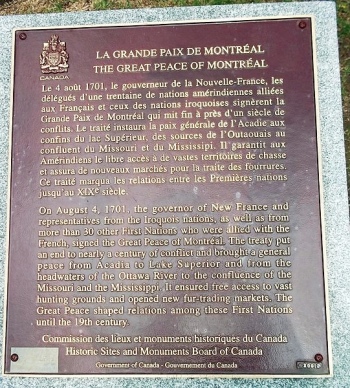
[[40, 34, 69, 74]]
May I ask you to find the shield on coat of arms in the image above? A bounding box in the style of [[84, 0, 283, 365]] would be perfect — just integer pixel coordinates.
[[48, 52, 60, 66]]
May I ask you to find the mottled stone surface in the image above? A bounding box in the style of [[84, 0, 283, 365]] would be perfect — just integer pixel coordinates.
[[1, 2, 349, 386]]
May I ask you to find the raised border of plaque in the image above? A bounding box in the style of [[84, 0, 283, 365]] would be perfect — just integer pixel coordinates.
[[0, 1, 348, 384], [3, 15, 332, 377]]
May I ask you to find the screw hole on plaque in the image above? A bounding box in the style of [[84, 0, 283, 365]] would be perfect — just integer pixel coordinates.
[[314, 354, 323, 362], [10, 354, 19, 362], [299, 21, 307, 29], [19, 33, 27, 40]]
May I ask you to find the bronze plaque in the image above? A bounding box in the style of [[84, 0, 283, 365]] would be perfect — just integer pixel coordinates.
[[4, 19, 331, 376]]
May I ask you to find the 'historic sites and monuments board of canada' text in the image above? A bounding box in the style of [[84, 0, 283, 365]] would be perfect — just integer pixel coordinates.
[[4, 18, 331, 376]]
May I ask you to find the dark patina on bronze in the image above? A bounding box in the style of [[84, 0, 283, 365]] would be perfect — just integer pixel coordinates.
[[4, 18, 330, 377]]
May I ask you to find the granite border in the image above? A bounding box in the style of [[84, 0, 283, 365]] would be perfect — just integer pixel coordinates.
[[0, 2, 349, 387]]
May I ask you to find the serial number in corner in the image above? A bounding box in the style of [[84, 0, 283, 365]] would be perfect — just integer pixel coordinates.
[[296, 361, 322, 370]]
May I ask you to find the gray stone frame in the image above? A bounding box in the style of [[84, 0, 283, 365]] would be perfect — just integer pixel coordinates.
[[0, 1, 349, 387]]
